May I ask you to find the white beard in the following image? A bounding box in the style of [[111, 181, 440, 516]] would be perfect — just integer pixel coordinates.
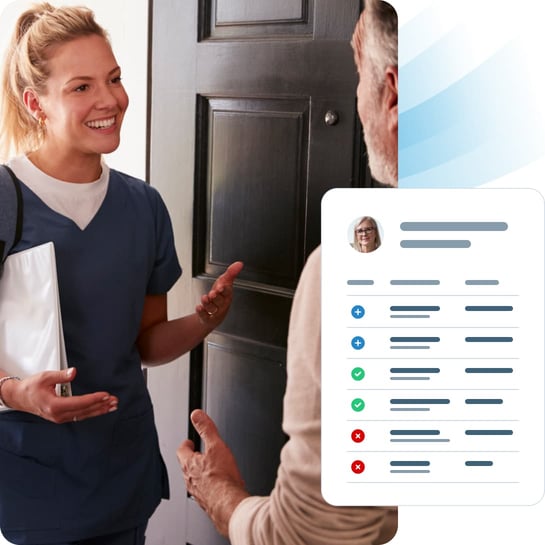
[[363, 120, 397, 187]]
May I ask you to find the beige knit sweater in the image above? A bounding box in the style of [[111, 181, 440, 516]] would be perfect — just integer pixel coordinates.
[[229, 247, 397, 545]]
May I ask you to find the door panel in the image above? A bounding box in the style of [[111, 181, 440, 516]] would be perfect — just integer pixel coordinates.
[[205, 334, 288, 495], [196, 96, 309, 289], [216, 0, 306, 24], [147, 1, 365, 544], [203, 0, 313, 40]]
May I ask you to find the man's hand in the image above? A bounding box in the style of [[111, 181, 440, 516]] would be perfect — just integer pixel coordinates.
[[195, 261, 244, 327], [177, 409, 250, 537]]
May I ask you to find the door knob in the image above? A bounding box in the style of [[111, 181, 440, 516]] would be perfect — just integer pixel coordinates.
[[324, 110, 339, 126]]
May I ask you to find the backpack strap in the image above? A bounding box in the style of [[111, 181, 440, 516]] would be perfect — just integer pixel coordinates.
[[0, 165, 23, 268]]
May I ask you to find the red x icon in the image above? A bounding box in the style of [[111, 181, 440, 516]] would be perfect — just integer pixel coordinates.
[[351, 460, 365, 474], [351, 429, 365, 443]]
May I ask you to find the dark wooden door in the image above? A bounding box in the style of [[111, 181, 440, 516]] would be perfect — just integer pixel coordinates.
[[147, 1, 369, 543]]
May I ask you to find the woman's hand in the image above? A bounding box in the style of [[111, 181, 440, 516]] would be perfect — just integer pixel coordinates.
[[196, 261, 244, 328], [137, 261, 244, 366], [1, 367, 118, 423]]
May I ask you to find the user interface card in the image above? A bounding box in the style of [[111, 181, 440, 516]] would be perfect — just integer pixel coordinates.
[[321, 188, 544, 506]]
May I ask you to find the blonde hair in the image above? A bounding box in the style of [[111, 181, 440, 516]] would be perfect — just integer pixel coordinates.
[[0, 3, 108, 160]]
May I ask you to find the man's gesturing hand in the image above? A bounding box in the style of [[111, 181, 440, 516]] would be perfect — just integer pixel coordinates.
[[177, 409, 250, 537]]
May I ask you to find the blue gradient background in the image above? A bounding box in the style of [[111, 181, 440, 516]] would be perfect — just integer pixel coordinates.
[[397, 0, 545, 188], [392, 1, 545, 544]]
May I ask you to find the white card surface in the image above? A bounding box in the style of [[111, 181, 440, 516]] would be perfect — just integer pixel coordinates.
[[321, 188, 544, 506]]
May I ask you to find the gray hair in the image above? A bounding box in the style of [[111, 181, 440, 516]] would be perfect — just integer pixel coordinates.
[[353, 0, 398, 88]]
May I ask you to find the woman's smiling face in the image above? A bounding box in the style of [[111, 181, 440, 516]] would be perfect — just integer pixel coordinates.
[[356, 219, 377, 252], [27, 33, 128, 161]]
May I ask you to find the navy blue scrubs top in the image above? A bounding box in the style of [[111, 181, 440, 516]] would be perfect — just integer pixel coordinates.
[[0, 169, 182, 544]]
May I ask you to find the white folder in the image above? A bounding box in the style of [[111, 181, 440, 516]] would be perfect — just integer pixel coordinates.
[[0, 241, 71, 412]]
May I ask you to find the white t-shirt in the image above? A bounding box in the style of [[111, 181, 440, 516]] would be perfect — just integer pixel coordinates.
[[7, 155, 109, 230]]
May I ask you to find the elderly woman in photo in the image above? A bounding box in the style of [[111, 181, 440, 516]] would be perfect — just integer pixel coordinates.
[[352, 216, 381, 253]]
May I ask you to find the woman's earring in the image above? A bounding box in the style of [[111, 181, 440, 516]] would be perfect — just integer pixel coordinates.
[[38, 116, 46, 129]]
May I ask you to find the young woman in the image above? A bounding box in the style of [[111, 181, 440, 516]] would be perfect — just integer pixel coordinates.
[[0, 3, 242, 544]]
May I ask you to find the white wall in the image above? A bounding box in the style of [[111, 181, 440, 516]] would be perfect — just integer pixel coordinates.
[[0, 1, 148, 543]]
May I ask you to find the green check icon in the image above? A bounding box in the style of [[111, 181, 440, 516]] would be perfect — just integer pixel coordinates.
[[351, 398, 365, 412]]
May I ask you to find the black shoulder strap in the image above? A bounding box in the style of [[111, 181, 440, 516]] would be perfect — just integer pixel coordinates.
[[0, 165, 23, 266]]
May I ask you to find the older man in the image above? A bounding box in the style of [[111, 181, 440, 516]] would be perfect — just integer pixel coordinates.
[[177, 1, 398, 543]]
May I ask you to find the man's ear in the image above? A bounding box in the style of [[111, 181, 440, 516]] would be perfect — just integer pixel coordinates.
[[23, 87, 44, 122], [384, 65, 398, 134]]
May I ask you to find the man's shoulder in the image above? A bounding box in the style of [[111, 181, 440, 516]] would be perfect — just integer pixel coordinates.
[[299, 245, 321, 285]]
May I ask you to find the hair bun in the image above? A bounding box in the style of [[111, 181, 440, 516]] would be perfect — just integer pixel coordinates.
[[15, 2, 55, 43]]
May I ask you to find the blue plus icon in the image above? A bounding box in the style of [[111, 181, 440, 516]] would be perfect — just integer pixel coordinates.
[[351, 336, 365, 350], [351, 305, 365, 319]]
